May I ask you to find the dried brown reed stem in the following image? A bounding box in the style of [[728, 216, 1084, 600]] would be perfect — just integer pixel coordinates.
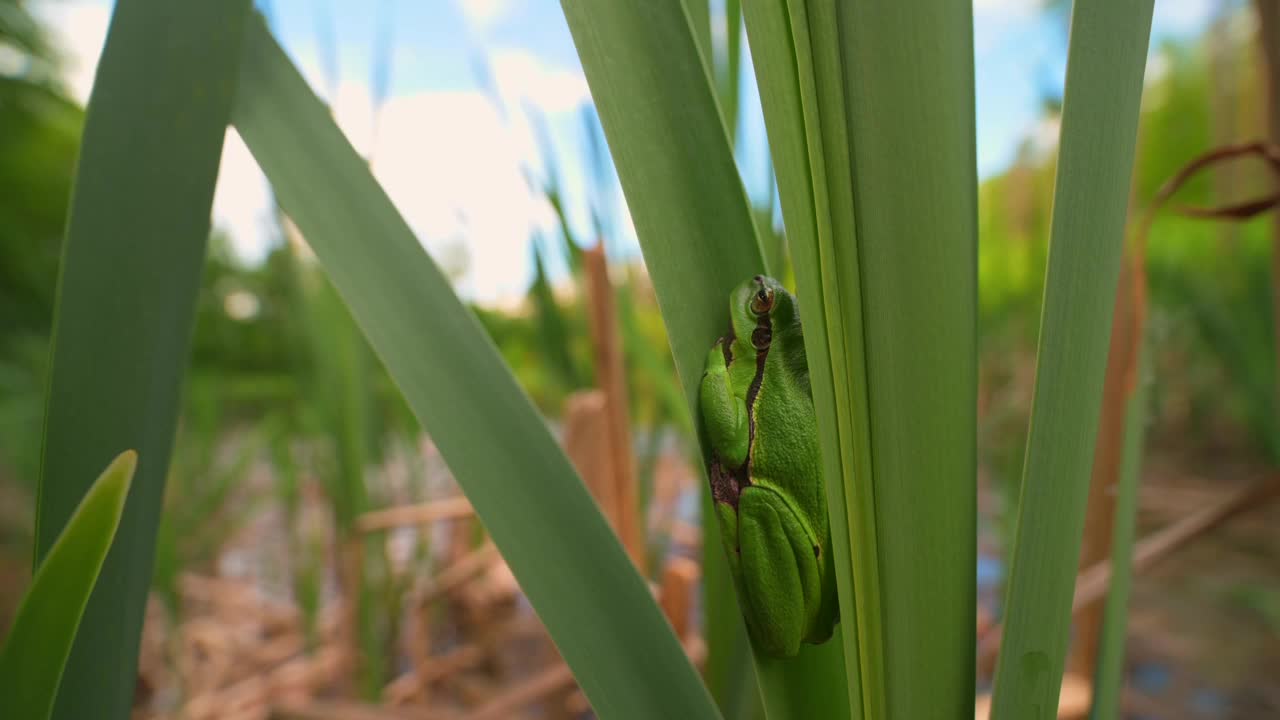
[[355, 496, 475, 533], [583, 244, 644, 568]]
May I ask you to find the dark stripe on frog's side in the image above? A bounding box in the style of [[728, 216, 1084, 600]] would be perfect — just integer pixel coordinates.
[[741, 313, 821, 562], [739, 313, 772, 474]]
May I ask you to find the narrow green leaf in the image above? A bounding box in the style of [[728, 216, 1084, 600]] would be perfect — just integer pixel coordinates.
[[723, 0, 742, 147], [838, 1, 979, 717], [231, 18, 717, 719], [1090, 345, 1150, 720], [34, 2, 253, 718], [1, 451, 135, 720], [529, 235, 583, 391], [742, 0, 880, 714], [992, 1, 1156, 716], [559, 3, 849, 718], [300, 270, 389, 697]]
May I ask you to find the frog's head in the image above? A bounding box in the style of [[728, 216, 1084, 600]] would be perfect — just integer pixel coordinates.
[[730, 275, 799, 351]]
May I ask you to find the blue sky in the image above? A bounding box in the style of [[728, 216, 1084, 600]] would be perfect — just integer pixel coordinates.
[[39, 0, 1228, 306]]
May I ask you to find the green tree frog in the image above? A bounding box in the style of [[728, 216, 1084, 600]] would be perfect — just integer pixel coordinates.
[[698, 275, 838, 658]]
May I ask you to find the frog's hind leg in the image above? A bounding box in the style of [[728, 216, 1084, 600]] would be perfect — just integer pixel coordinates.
[[736, 485, 821, 658]]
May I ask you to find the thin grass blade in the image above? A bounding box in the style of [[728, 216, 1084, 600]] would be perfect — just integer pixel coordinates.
[[0, 451, 135, 720], [34, 3, 252, 718], [230, 17, 717, 719], [723, 0, 742, 147], [1089, 343, 1151, 720], [991, 1, 1156, 716]]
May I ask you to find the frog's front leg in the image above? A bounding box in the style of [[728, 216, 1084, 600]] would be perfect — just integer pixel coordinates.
[[737, 485, 822, 659], [699, 340, 749, 469]]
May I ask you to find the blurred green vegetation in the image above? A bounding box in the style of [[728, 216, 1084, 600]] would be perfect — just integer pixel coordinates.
[[0, 0, 84, 491], [977, 12, 1277, 509]]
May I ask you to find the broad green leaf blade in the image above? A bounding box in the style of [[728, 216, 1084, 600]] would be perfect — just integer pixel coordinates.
[[992, 1, 1155, 716], [1, 451, 135, 720], [231, 18, 717, 720], [741, 1, 878, 714], [559, 3, 848, 718], [35, 2, 252, 718], [560, 4, 763, 713], [1090, 343, 1150, 720], [838, 1, 979, 717], [563, 2, 849, 712]]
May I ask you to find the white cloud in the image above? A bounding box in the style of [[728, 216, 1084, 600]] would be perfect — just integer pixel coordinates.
[[35, 0, 579, 305], [369, 89, 558, 304], [34, 0, 111, 104], [219, 83, 561, 305], [488, 49, 591, 114], [212, 129, 274, 263], [457, 0, 515, 30]]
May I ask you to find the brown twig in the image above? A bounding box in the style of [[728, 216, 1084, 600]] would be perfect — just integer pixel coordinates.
[[460, 638, 707, 720], [416, 542, 499, 607], [458, 663, 576, 720], [979, 476, 1280, 666], [1137, 141, 1280, 238], [272, 698, 444, 720], [382, 644, 485, 706], [355, 496, 475, 533], [1071, 476, 1280, 608], [1131, 140, 1280, 392]]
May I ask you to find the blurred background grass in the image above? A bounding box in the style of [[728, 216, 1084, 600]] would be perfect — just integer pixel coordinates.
[[2, 0, 1280, 717]]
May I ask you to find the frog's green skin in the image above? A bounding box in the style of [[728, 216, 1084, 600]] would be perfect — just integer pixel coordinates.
[[699, 275, 838, 658]]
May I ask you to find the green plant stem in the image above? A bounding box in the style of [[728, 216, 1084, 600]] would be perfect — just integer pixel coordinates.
[[1090, 344, 1150, 720]]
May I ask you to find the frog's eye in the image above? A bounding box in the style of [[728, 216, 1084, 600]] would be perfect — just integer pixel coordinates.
[[750, 287, 774, 316]]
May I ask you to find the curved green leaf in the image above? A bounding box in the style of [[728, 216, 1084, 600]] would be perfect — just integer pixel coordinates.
[[1, 451, 136, 720]]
